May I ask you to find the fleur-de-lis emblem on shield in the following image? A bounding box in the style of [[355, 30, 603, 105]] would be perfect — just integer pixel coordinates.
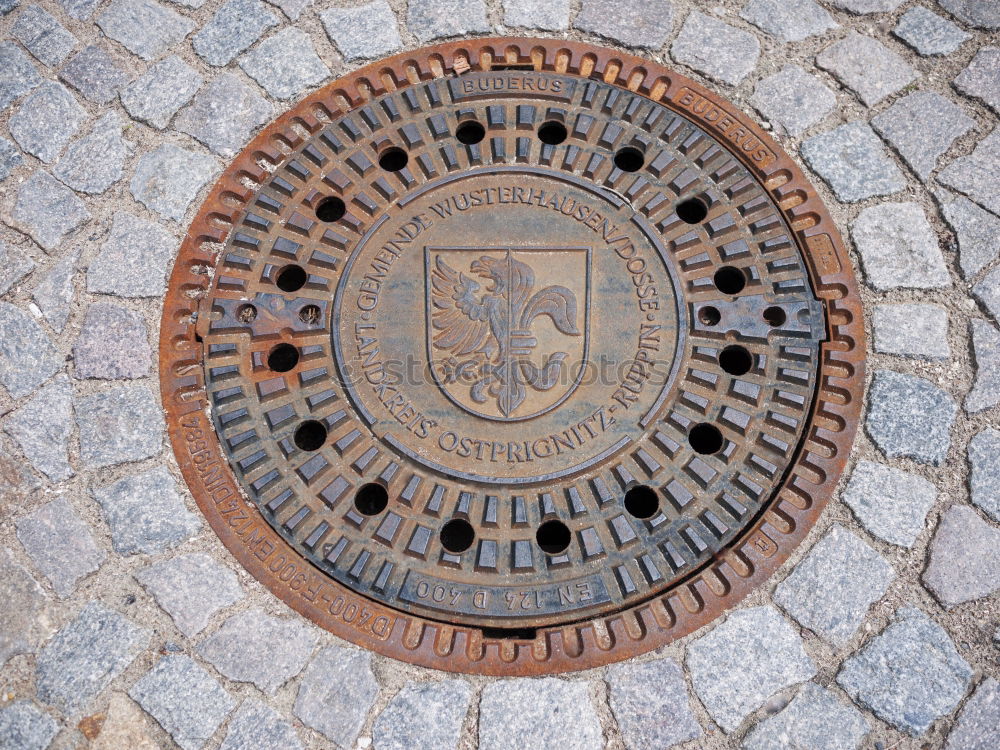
[[427, 247, 590, 420]]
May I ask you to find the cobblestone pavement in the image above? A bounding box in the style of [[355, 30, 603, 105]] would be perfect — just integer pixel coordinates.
[[1, 0, 999, 748]]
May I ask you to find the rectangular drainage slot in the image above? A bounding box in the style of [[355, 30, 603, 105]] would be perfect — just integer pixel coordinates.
[[482, 627, 538, 640], [491, 63, 536, 71]]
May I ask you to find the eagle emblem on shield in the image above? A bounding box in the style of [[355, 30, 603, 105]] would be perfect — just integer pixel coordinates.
[[426, 247, 590, 421]]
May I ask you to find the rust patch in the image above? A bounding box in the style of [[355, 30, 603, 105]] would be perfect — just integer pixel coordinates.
[[77, 713, 106, 740]]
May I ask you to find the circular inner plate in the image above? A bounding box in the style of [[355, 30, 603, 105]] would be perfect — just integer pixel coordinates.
[[160, 38, 865, 674]]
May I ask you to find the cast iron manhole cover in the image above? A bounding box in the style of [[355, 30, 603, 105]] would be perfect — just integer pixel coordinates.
[[161, 38, 865, 674]]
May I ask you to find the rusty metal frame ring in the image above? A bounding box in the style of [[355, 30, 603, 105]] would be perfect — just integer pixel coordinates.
[[160, 37, 865, 675]]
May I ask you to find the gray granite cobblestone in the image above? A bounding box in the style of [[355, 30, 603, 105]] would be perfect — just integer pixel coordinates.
[[503, 0, 569, 32], [130, 144, 219, 222], [939, 0, 1000, 29], [866, 370, 957, 465], [31, 249, 79, 332], [872, 303, 950, 360], [87, 211, 177, 297], [0, 301, 61, 398], [121, 56, 202, 130], [955, 47, 1000, 116], [59, 0, 96, 18], [842, 461, 937, 548], [817, 32, 917, 106], [92, 466, 199, 555], [968, 428, 1000, 522], [871, 92, 973, 180], [130, 654, 236, 750], [941, 195, 1000, 278], [96, 0, 195, 61], [924, 504, 1000, 607], [407, 0, 488, 42], [893, 7, 969, 56], [198, 609, 316, 694], [11, 170, 91, 251], [750, 65, 836, 137], [3, 375, 74, 481], [838, 607, 971, 735], [294, 646, 379, 747], [607, 658, 702, 748], [135, 553, 243, 637], [320, 0, 403, 61], [826, 0, 903, 12], [0, 137, 22, 181], [59, 45, 130, 105], [742, 682, 870, 750], [775, 524, 894, 646], [671, 11, 759, 86], [575, 0, 673, 49], [851, 202, 949, 291], [973, 266, 1000, 321], [0, 42, 41, 110], [479, 677, 602, 750], [0, 702, 58, 750], [193, 0, 278, 67], [0, 241, 34, 296], [176, 73, 272, 157], [9, 82, 86, 164], [801, 123, 905, 202], [687, 606, 815, 732], [36, 600, 148, 713], [74, 384, 165, 469], [372, 679, 472, 750], [15, 496, 105, 597], [73, 301, 151, 379], [220, 700, 303, 750], [945, 677, 1000, 749], [0, 547, 46, 668], [266, 0, 309, 21], [54, 113, 130, 194], [238, 27, 329, 100], [939, 128, 1000, 216], [12, 5, 77, 67], [966, 319, 1000, 412], [741, 0, 836, 43]]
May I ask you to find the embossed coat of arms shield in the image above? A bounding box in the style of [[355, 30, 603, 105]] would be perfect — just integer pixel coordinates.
[[426, 246, 591, 421]]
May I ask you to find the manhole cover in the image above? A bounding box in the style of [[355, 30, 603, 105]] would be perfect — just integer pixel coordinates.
[[160, 38, 865, 674]]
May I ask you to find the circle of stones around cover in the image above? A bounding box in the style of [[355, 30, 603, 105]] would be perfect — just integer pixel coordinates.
[[161, 39, 863, 673]]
